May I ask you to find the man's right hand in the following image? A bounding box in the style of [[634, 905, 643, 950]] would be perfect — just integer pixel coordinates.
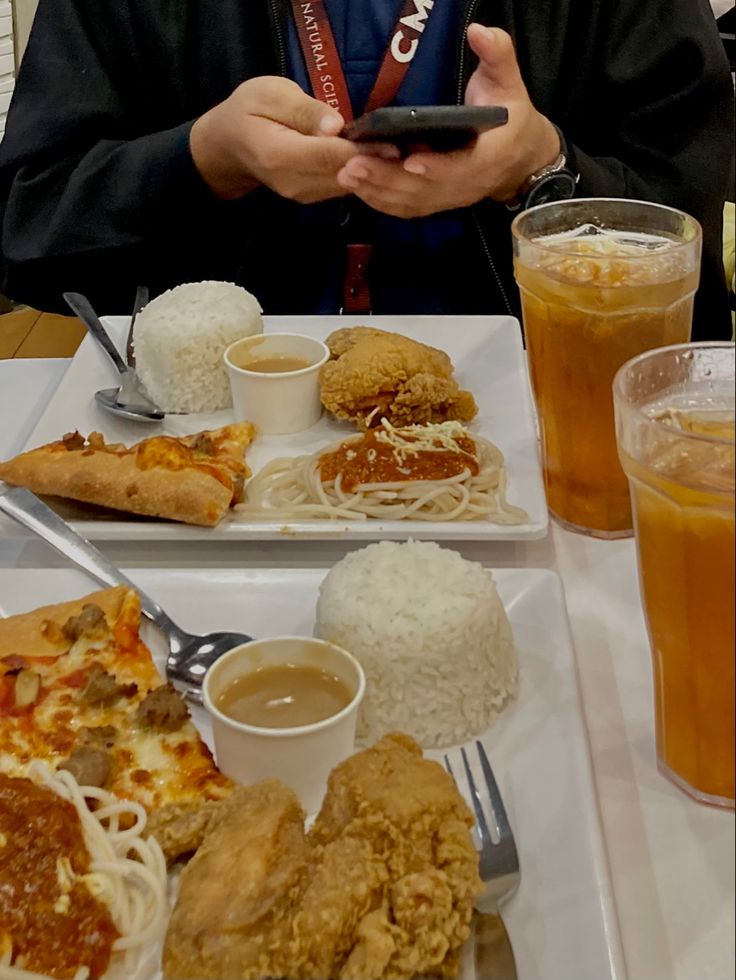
[[189, 77, 389, 203]]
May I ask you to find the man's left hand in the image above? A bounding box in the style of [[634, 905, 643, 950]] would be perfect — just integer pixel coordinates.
[[336, 24, 560, 219]]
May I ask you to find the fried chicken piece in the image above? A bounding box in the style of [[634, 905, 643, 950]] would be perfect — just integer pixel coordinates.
[[321, 327, 478, 430], [162, 735, 481, 980], [146, 798, 224, 863], [290, 836, 391, 978], [162, 781, 310, 979], [311, 732, 483, 979], [340, 906, 398, 980], [326, 326, 386, 359]]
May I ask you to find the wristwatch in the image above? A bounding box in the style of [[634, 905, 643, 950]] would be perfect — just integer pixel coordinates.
[[507, 128, 579, 212]]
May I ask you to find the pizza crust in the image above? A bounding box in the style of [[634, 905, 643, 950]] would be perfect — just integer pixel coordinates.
[[0, 448, 233, 525], [0, 585, 129, 659], [0, 423, 255, 526]]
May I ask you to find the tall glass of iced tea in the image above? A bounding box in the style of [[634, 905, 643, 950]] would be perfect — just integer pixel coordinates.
[[615, 343, 735, 808], [512, 199, 701, 537]]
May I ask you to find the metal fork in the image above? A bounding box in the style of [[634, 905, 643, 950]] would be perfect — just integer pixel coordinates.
[[444, 740, 520, 979]]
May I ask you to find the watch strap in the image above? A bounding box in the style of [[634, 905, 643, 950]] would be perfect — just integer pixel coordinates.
[[552, 123, 579, 180]]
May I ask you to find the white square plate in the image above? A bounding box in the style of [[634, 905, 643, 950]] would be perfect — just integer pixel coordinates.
[[13, 315, 548, 542], [0, 566, 624, 980]]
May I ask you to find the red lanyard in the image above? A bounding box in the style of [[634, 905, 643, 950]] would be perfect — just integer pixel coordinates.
[[290, 1, 441, 313], [290, 0, 440, 121]]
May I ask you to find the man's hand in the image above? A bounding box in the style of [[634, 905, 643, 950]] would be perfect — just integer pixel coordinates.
[[190, 77, 396, 203], [336, 25, 560, 219]]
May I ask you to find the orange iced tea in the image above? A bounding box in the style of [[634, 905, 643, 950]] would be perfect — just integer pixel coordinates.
[[615, 344, 735, 807], [512, 201, 701, 538]]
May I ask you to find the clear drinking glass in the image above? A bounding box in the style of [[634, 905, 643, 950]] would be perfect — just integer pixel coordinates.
[[614, 342, 735, 808], [512, 199, 701, 538]]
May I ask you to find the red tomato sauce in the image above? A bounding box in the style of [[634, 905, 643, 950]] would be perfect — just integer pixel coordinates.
[[0, 774, 119, 978], [319, 431, 479, 492]]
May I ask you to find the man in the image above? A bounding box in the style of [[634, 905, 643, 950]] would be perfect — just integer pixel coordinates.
[[0, 0, 732, 338]]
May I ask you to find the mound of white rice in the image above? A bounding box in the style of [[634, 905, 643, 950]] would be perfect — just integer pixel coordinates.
[[315, 541, 518, 748], [133, 281, 263, 413]]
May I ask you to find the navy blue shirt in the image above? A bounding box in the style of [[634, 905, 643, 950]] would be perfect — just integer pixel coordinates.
[[286, 0, 473, 314]]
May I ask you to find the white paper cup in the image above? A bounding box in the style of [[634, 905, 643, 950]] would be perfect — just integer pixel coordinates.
[[224, 333, 330, 435], [202, 636, 365, 815]]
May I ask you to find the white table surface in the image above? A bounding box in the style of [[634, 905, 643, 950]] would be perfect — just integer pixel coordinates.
[[0, 357, 72, 458], [0, 358, 734, 980]]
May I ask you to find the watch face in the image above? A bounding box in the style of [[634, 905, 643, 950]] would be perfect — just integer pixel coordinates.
[[525, 171, 578, 209]]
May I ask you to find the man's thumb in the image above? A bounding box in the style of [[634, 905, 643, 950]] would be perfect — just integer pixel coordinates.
[[467, 25, 523, 89], [290, 93, 343, 137]]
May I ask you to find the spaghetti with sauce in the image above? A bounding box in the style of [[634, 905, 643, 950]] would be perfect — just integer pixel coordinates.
[[0, 764, 167, 980], [240, 420, 528, 523]]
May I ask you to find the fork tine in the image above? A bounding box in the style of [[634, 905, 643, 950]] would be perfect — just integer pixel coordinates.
[[443, 754, 454, 778], [475, 740, 514, 843], [461, 745, 492, 847]]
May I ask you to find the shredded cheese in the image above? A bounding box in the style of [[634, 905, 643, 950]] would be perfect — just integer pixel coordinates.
[[56, 856, 75, 894], [54, 850, 113, 907], [81, 872, 114, 904], [373, 419, 477, 466], [53, 894, 71, 915]]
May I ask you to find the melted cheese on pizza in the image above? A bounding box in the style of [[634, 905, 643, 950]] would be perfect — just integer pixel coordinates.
[[0, 589, 231, 813], [52, 431, 247, 493]]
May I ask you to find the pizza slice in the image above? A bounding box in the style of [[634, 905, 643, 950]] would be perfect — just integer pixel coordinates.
[[0, 585, 233, 860], [0, 422, 255, 526]]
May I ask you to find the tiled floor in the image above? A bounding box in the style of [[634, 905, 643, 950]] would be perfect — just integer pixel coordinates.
[[0, 307, 85, 358]]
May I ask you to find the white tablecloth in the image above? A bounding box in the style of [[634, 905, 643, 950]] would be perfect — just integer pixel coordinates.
[[555, 534, 735, 980], [0, 358, 71, 458], [1, 358, 734, 980]]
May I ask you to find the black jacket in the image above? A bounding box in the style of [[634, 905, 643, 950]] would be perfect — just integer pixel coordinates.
[[0, 0, 732, 337]]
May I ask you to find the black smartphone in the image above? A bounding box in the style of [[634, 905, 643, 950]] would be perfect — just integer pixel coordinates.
[[343, 105, 508, 152]]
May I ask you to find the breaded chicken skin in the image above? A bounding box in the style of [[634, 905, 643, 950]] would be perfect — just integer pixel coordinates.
[[309, 732, 483, 979], [321, 327, 478, 430], [162, 734, 481, 980], [162, 781, 310, 979]]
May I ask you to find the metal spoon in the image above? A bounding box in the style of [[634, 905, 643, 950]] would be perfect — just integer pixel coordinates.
[[0, 488, 254, 701], [63, 291, 165, 422]]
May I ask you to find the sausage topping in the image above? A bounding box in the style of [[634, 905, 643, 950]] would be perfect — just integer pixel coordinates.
[[61, 431, 86, 450], [135, 683, 189, 732], [59, 746, 113, 789], [62, 604, 108, 643], [81, 664, 137, 707], [79, 724, 118, 749]]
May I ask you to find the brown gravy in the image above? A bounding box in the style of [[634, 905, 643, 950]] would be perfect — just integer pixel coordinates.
[[231, 354, 313, 373], [216, 663, 352, 728]]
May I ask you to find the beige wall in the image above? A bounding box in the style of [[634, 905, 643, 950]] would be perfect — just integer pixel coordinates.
[[12, 0, 37, 65]]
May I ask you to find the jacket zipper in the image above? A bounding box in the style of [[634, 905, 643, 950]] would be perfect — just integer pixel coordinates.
[[456, 0, 481, 105], [456, 0, 514, 316], [268, 0, 288, 76], [474, 215, 513, 314]]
